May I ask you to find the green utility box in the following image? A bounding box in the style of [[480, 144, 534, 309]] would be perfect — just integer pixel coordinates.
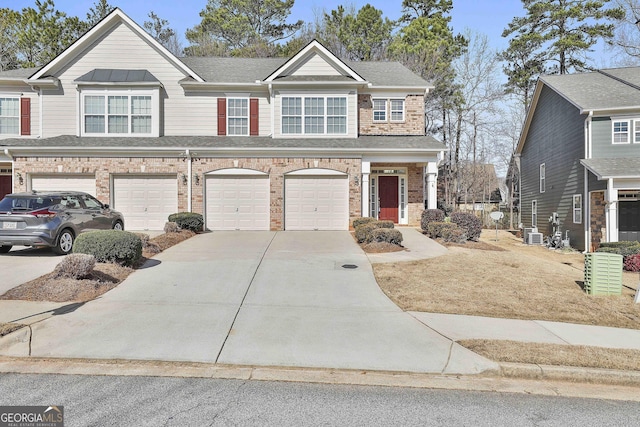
[[584, 253, 623, 295]]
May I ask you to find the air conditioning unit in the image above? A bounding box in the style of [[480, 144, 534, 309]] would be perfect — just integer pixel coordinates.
[[523, 227, 538, 243], [528, 232, 543, 245]]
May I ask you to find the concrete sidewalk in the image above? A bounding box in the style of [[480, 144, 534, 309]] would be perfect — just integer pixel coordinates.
[[366, 227, 448, 263]]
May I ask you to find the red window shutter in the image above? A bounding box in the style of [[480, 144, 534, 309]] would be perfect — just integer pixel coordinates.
[[217, 98, 226, 136], [250, 98, 259, 136], [20, 98, 31, 136]]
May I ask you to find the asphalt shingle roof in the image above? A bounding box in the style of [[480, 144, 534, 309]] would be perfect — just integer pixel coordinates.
[[0, 67, 41, 79], [75, 69, 159, 83], [581, 158, 640, 179]]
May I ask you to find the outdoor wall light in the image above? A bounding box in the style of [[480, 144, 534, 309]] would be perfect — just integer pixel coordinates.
[[16, 172, 23, 185], [354, 175, 360, 186], [194, 174, 201, 186], [181, 173, 188, 185]]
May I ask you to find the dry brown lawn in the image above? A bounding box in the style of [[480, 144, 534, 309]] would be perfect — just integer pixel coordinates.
[[460, 339, 640, 371], [0, 230, 194, 303], [375, 230, 640, 329]]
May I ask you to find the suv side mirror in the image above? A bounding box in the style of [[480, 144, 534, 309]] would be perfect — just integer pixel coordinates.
[[103, 204, 110, 209]]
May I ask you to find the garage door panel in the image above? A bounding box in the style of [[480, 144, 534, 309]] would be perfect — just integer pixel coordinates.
[[206, 175, 270, 230], [113, 176, 177, 231], [285, 176, 348, 231], [31, 176, 96, 195]]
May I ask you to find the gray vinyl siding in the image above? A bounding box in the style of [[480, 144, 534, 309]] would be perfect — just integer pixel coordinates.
[[591, 116, 640, 158], [520, 85, 587, 250]]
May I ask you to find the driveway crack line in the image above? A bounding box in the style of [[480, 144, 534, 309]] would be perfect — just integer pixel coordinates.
[[214, 232, 277, 364]]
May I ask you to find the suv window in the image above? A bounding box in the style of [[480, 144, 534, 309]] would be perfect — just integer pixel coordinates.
[[81, 194, 103, 209], [60, 195, 82, 209], [0, 196, 60, 212]]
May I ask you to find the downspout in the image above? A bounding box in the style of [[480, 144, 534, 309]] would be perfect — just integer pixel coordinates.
[[584, 111, 593, 252], [4, 149, 15, 192], [39, 87, 43, 138], [186, 149, 192, 212], [269, 83, 274, 136]]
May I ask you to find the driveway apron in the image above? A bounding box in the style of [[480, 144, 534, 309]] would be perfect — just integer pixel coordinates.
[[7, 231, 495, 374]]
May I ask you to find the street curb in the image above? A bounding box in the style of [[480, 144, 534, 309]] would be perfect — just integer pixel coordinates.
[[499, 362, 640, 387], [0, 356, 639, 402]]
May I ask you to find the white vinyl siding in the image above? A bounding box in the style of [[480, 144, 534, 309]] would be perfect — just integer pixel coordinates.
[[0, 97, 19, 135], [573, 194, 582, 224], [289, 53, 341, 76]]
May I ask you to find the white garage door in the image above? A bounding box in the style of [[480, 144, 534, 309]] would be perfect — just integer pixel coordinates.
[[206, 174, 270, 230], [113, 176, 177, 230], [285, 175, 349, 230], [31, 175, 96, 195]]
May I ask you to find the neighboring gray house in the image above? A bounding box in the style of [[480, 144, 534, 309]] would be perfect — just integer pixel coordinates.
[[517, 68, 640, 251]]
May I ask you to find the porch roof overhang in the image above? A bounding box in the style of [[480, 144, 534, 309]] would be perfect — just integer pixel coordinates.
[[581, 158, 640, 180], [1, 135, 447, 160]]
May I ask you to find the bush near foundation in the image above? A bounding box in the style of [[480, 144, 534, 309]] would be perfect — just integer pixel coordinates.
[[167, 212, 203, 232], [352, 217, 376, 229], [73, 230, 142, 267], [354, 220, 397, 244], [371, 228, 403, 245], [450, 211, 482, 241], [421, 209, 445, 232]]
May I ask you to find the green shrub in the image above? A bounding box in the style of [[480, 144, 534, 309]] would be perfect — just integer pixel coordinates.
[[168, 212, 203, 232], [594, 247, 620, 254], [355, 222, 379, 243], [441, 225, 467, 243], [426, 221, 449, 239], [73, 230, 142, 267], [450, 211, 482, 241], [371, 228, 404, 246], [376, 220, 394, 229], [421, 209, 445, 232], [597, 241, 640, 257], [53, 253, 96, 279], [352, 217, 376, 228]]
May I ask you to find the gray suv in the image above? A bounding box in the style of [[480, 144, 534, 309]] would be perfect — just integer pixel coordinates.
[[0, 191, 124, 255]]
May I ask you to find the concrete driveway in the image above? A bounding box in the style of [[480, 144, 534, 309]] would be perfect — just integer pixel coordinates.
[[0, 247, 61, 295], [1, 232, 496, 375]]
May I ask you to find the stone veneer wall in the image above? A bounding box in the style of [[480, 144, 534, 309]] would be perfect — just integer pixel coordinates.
[[358, 95, 425, 135], [14, 156, 362, 231], [372, 163, 424, 226], [590, 191, 606, 250]]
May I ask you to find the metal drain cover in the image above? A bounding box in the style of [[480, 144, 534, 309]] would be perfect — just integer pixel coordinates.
[[341, 264, 358, 269]]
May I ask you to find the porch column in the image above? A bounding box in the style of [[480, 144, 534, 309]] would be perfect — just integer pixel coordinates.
[[361, 161, 370, 217], [605, 178, 618, 242], [425, 162, 438, 210]]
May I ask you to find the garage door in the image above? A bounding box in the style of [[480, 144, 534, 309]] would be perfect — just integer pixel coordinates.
[[113, 176, 177, 230], [206, 172, 270, 230], [31, 175, 96, 195], [285, 174, 349, 230]]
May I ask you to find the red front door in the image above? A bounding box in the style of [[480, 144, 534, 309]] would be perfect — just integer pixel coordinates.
[[378, 176, 398, 223], [0, 176, 11, 200]]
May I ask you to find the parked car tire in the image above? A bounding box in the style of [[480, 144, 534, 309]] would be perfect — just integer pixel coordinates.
[[112, 220, 124, 231], [0, 245, 11, 253], [53, 229, 74, 255]]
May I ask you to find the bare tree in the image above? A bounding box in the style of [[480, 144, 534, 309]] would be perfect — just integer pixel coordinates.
[[610, 0, 640, 64]]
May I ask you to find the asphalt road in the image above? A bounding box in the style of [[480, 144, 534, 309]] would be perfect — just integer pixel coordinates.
[[1, 374, 639, 426]]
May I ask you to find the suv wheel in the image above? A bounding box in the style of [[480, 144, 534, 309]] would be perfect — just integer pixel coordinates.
[[54, 229, 74, 255], [0, 245, 11, 254], [113, 220, 124, 231]]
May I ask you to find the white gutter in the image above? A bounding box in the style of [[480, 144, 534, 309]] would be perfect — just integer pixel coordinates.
[[3, 149, 13, 160], [584, 111, 593, 252]]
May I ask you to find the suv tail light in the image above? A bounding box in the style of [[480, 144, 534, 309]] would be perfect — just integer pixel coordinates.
[[30, 208, 57, 218]]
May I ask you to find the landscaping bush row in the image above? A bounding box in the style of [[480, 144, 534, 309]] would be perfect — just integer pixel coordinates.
[[421, 209, 482, 242], [73, 230, 142, 267], [596, 241, 640, 271], [353, 219, 402, 245], [168, 212, 203, 232]]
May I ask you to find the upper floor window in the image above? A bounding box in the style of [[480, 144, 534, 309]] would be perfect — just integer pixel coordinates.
[[228, 98, 248, 135], [539, 163, 545, 193], [0, 97, 19, 135], [281, 96, 347, 135], [390, 99, 405, 122], [613, 120, 630, 144], [373, 99, 387, 122], [83, 93, 153, 136]]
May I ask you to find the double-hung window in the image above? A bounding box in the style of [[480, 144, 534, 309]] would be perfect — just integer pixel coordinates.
[[227, 98, 248, 135], [532, 200, 537, 227], [613, 120, 630, 144], [573, 194, 582, 224], [281, 96, 347, 135], [0, 97, 19, 135], [373, 99, 387, 122], [390, 99, 405, 122], [539, 163, 545, 193], [83, 92, 153, 136]]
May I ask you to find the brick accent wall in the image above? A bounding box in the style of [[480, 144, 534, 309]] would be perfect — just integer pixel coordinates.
[[371, 163, 424, 226], [590, 191, 606, 250], [14, 156, 362, 231], [358, 94, 425, 135]]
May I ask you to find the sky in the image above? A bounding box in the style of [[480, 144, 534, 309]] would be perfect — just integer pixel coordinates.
[[4, 0, 525, 51]]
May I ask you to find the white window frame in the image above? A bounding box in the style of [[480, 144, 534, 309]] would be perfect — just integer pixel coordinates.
[[80, 89, 159, 137], [227, 97, 249, 136], [0, 96, 20, 136], [390, 99, 405, 122], [612, 119, 631, 144], [573, 194, 582, 224], [539, 163, 545, 193], [280, 95, 348, 136], [372, 99, 387, 122], [532, 200, 537, 227]]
